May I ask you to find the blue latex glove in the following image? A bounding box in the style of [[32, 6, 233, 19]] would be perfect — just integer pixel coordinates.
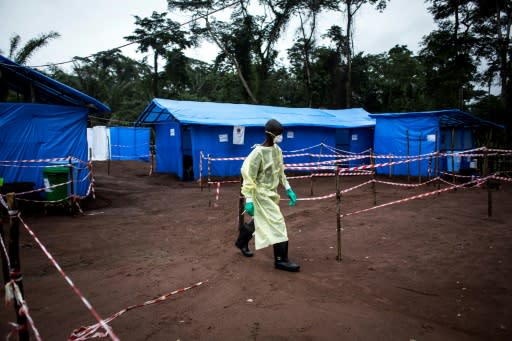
[[287, 188, 297, 206], [244, 202, 254, 216]]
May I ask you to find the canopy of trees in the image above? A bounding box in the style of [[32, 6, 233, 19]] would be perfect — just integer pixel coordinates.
[[3, 0, 511, 145]]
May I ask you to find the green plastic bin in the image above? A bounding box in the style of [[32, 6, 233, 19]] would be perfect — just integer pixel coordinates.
[[43, 166, 70, 202]]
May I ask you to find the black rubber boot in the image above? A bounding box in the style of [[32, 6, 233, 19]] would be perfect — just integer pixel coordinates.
[[235, 220, 255, 257], [273, 241, 300, 272]]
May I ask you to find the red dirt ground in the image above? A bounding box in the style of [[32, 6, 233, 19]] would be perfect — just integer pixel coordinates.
[[1, 160, 511, 340]]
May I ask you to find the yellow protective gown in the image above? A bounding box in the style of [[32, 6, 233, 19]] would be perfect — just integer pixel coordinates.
[[241, 144, 290, 250]]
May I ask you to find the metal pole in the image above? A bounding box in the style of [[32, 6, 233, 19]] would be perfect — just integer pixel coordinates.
[[336, 166, 342, 262], [5, 194, 29, 341]]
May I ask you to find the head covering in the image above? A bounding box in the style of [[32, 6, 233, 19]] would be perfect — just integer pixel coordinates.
[[265, 119, 283, 136]]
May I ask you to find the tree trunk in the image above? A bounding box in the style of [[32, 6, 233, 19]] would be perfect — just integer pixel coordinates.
[[496, 1, 510, 105], [153, 52, 159, 98], [345, 1, 353, 108], [205, 19, 258, 104]]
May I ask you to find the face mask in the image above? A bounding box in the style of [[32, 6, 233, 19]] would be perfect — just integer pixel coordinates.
[[273, 135, 283, 144]]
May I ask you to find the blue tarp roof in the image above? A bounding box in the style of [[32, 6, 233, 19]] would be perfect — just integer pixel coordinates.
[[0, 55, 110, 113], [136, 99, 375, 128], [369, 109, 504, 128]]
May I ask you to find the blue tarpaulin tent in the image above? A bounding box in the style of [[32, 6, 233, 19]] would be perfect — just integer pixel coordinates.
[[0, 55, 110, 198], [369, 109, 504, 176], [109, 127, 150, 161], [136, 99, 375, 180]]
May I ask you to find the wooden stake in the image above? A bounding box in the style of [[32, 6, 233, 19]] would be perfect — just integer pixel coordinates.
[[483, 148, 492, 217], [107, 135, 111, 176], [336, 166, 342, 262], [370, 149, 376, 206], [418, 133, 422, 184], [238, 177, 245, 229], [406, 129, 410, 183], [149, 149, 154, 176], [388, 153, 393, 178], [4, 194, 29, 341], [451, 128, 456, 186], [207, 154, 212, 208], [428, 154, 432, 183], [436, 130, 440, 193], [310, 144, 323, 196], [199, 150, 204, 192]]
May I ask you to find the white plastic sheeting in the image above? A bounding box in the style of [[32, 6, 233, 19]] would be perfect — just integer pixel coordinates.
[[87, 126, 110, 160]]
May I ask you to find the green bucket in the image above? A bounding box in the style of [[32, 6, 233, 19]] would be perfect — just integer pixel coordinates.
[[43, 166, 70, 202]]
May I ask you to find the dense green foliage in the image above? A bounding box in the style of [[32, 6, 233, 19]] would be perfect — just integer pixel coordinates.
[[3, 0, 511, 145]]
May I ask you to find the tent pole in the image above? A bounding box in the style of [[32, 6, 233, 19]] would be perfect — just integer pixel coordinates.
[[336, 166, 342, 262]]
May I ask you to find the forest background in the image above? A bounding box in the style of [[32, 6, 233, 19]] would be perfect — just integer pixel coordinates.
[[2, 0, 511, 146]]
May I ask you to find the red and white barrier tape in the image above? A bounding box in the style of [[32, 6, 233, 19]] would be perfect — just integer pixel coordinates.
[[341, 180, 374, 194], [5, 280, 42, 341], [341, 176, 490, 218], [285, 154, 369, 167], [69, 280, 208, 341], [492, 175, 512, 182], [110, 143, 150, 148], [214, 182, 220, 206], [295, 192, 337, 201], [342, 154, 433, 172], [0, 157, 71, 163], [373, 177, 440, 188], [487, 148, 512, 153], [283, 143, 323, 153], [110, 154, 151, 158], [0, 234, 12, 273], [17, 215, 120, 341], [284, 180, 374, 202], [321, 143, 371, 155], [440, 171, 476, 178]]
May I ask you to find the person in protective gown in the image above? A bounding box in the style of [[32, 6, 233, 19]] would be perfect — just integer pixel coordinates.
[[235, 119, 300, 272]]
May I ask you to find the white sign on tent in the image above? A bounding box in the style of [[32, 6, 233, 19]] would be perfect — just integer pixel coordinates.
[[233, 126, 245, 145]]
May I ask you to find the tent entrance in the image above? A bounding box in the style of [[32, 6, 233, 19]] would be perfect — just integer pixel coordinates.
[[182, 126, 194, 181], [335, 129, 350, 152]]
